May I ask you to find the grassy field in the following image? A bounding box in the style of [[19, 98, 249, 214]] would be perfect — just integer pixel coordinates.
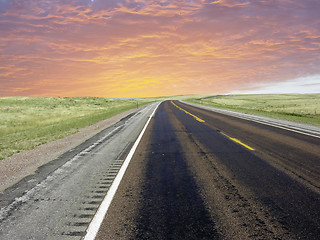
[[0, 97, 153, 160], [2, 94, 318, 160], [186, 94, 320, 126]]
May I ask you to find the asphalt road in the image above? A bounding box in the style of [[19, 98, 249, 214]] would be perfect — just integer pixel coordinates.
[[96, 100, 320, 240], [0, 103, 159, 240], [0, 100, 319, 240]]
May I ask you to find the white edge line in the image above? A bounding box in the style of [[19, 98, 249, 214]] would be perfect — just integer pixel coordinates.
[[181, 101, 320, 139], [83, 102, 161, 240], [0, 125, 122, 221]]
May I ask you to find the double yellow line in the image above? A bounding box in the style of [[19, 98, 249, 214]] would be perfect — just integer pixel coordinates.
[[171, 101, 255, 151]]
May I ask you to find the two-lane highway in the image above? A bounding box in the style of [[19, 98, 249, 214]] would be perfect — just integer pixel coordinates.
[[96, 100, 320, 240]]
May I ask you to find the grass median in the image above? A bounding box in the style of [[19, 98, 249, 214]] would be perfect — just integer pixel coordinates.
[[0, 97, 152, 160], [186, 94, 320, 126]]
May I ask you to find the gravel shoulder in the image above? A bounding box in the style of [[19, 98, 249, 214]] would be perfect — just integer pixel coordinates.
[[0, 107, 141, 192]]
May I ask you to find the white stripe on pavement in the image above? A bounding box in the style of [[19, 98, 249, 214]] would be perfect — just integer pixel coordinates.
[[83, 102, 161, 240]]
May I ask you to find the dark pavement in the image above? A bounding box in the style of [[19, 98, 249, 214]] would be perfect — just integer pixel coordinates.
[[96, 100, 320, 240]]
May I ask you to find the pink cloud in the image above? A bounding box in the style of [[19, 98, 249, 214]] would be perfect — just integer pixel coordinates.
[[0, 0, 320, 97]]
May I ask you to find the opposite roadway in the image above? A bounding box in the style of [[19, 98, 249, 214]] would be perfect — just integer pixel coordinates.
[[0, 100, 319, 240]]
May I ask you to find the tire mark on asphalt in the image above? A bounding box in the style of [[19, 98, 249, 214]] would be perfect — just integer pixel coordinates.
[[133, 102, 221, 240], [172, 100, 320, 240]]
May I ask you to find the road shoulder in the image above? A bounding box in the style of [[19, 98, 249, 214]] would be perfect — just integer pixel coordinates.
[[181, 100, 320, 138], [0, 107, 143, 192]]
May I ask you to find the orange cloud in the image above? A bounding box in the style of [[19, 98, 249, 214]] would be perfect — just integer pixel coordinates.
[[0, 0, 320, 97]]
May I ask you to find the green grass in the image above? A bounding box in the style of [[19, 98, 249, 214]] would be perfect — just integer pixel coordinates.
[[186, 94, 320, 126], [0, 97, 152, 160], [2, 94, 318, 161]]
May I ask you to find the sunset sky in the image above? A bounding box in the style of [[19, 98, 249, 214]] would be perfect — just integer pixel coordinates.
[[0, 0, 320, 97]]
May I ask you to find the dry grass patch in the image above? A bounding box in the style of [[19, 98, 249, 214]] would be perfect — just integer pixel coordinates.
[[0, 97, 152, 160], [186, 94, 320, 126]]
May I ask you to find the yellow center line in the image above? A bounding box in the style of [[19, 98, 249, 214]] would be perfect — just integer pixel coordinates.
[[171, 101, 205, 123], [170, 101, 254, 151], [220, 132, 255, 151]]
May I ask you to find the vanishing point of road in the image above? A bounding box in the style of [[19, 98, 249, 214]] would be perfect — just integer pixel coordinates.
[[1, 100, 319, 240]]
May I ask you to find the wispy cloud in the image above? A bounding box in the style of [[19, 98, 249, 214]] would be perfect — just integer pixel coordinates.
[[0, 0, 319, 97], [230, 75, 320, 94]]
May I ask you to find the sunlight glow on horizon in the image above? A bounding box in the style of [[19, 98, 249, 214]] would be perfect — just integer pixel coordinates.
[[0, 0, 320, 97]]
